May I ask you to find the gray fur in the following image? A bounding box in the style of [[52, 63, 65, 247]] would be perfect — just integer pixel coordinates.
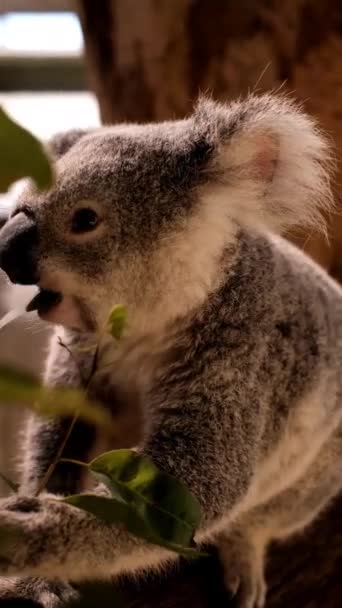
[[0, 94, 340, 608]]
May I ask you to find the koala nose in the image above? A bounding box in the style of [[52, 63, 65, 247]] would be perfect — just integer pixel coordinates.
[[0, 212, 39, 285]]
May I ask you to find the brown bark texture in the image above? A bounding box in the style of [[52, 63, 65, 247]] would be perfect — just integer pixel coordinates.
[[74, 1, 342, 606]]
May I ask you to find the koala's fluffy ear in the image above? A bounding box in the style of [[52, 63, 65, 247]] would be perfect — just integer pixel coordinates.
[[47, 129, 92, 158], [193, 95, 334, 234]]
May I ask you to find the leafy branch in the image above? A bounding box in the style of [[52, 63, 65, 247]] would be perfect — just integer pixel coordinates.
[[34, 341, 100, 496], [35, 305, 128, 493], [0, 305, 203, 556]]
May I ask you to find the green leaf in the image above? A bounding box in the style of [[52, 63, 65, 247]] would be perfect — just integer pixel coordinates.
[[65, 494, 201, 557], [0, 365, 112, 428], [0, 106, 53, 192], [64, 449, 203, 556], [90, 450, 202, 530], [108, 305, 127, 340], [0, 470, 19, 493]]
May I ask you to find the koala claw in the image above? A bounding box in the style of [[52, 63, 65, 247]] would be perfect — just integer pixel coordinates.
[[224, 562, 266, 608], [226, 570, 266, 608], [218, 532, 267, 608], [235, 577, 266, 608]]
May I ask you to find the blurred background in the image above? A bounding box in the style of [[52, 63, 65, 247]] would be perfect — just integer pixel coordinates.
[[0, 0, 341, 494]]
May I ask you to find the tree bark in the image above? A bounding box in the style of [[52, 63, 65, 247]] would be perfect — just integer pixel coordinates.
[[75, 2, 342, 606]]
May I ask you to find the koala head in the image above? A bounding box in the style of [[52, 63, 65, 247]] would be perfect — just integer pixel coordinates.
[[0, 95, 332, 334]]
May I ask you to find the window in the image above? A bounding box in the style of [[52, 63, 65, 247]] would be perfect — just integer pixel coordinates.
[[0, 3, 87, 90], [0, 11, 83, 54], [0, 2, 100, 220], [0, 2, 99, 137]]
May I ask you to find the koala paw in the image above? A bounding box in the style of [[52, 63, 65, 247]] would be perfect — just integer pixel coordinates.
[[0, 576, 79, 607], [0, 495, 92, 579], [218, 531, 267, 608], [224, 563, 266, 608]]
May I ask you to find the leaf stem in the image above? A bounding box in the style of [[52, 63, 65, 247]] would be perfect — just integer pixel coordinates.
[[59, 457, 88, 468]]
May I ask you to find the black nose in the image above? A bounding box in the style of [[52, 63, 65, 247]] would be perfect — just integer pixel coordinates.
[[0, 212, 39, 285]]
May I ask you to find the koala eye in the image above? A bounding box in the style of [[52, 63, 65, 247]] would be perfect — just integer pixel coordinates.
[[71, 208, 99, 234]]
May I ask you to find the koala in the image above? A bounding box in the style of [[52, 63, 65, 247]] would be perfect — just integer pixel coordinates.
[[0, 93, 340, 608]]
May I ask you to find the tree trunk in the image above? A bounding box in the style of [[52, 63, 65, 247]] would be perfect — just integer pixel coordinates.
[[75, 1, 342, 606], [77, 0, 342, 279]]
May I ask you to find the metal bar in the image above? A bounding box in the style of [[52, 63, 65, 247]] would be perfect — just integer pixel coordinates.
[[0, 54, 86, 90]]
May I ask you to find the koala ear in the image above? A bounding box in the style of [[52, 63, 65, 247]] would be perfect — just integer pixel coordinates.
[[47, 128, 91, 158], [193, 95, 334, 234]]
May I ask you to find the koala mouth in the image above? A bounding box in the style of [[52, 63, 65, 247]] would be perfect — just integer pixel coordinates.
[[26, 288, 63, 315], [25, 288, 95, 331]]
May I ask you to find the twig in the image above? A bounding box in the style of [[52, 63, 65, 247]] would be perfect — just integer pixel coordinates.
[[34, 344, 100, 496], [34, 413, 79, 496], [87, 343, 100, 386], [57, 335, 90, 386], [0, 470, 19, 493]]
